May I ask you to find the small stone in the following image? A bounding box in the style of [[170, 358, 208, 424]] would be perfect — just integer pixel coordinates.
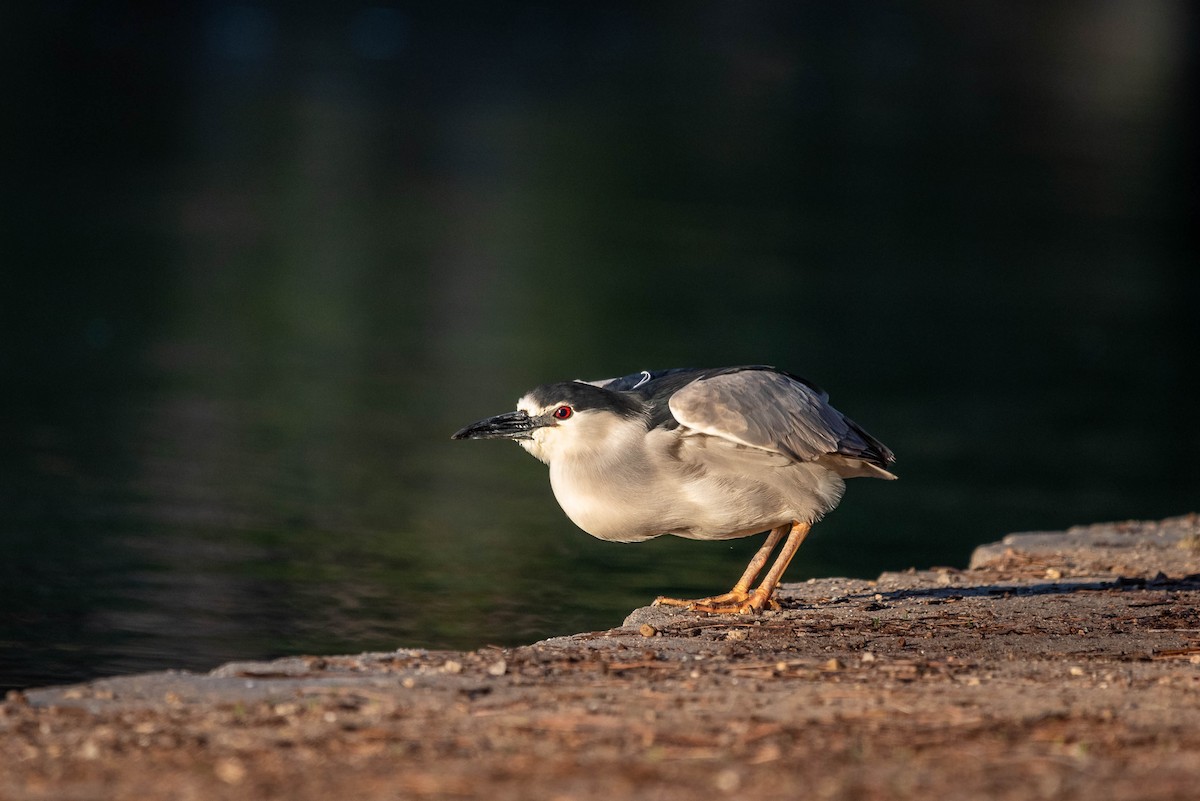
[[401, 677, 416, 689], [751, 742, 783, 764], [442, 660, 463, 674], [860, 651, 876, 664], [214, 757, 246, 785], [487, 659, 507, 677], [639, 623, 658, 638], [715, 768, 741, 792], [1045, 568, 1063, 580], [1069, 666, 1085, 676], [725, 629, 748, 641], [823, 658, 843, 671]]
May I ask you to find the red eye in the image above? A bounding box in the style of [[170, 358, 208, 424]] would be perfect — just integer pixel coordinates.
[[553, 405, 573, 420]]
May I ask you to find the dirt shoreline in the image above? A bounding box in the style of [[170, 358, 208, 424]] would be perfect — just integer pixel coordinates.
[[5, 514, 1200, 800]]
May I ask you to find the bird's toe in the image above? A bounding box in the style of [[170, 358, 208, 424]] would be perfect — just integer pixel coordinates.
[[653, 587, 779, 615]]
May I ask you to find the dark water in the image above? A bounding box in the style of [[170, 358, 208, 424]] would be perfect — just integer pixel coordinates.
[[2, 5, 1196, 691]]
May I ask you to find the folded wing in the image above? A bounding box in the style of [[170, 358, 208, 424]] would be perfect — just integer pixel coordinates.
[[667, 369, 896, 479]]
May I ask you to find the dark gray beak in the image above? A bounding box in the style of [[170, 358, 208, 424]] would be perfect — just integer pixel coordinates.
[[451, 410, 538, 441]]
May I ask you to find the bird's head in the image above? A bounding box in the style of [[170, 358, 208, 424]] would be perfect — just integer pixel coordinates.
[[451, 381, 645, 464]]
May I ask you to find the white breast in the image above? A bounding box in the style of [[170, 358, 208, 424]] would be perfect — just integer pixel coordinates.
[[549, 455, 669, 543]]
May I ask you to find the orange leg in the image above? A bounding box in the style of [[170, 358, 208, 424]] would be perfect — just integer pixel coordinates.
[[655, 524, 786, 609], [654, 521, 811, 614]]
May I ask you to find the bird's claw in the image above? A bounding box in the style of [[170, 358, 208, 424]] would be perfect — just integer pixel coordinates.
[[653, 588, 779, 615]]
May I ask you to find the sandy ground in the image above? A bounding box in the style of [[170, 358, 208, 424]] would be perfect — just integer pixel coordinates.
[[4, 514, 1200, 801]]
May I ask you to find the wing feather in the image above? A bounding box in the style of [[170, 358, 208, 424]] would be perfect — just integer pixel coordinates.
[[667, 369, 895, 473]]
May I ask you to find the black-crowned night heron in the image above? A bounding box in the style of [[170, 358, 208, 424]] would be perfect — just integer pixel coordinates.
[[452, 366, 896, 614]]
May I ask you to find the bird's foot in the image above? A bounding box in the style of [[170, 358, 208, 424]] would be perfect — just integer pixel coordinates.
[[653, 587, 779, 615]]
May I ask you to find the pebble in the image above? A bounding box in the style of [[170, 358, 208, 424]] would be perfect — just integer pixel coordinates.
[[214, 757, 246, 785], [715, 769, 741, 792]]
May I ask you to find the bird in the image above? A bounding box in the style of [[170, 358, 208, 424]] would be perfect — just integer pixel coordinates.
[[451, 365, 896, 614]]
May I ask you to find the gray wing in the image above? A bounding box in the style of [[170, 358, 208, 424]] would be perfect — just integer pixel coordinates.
[[667, 370, 895, 476]]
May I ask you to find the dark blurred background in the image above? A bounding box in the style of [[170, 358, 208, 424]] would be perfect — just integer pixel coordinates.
[[1, 3, 1195, 691]]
